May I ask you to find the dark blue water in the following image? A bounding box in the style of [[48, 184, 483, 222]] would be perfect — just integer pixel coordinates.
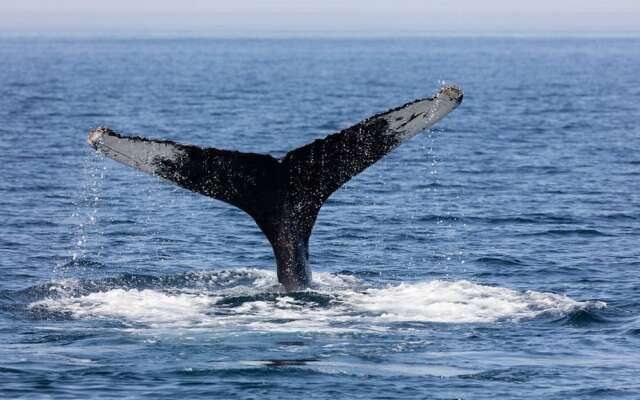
[[1, 38, 639, 399]]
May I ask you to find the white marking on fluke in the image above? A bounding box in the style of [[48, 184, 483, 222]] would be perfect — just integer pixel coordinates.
[[383, 85, 463, 142], [88, 127, 185, 175]]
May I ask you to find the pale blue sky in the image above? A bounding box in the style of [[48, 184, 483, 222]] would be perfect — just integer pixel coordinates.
[[1, 0, 639, 37]]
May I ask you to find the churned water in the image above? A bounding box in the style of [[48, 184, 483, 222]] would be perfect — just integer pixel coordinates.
[[0, 38, 639, 399]]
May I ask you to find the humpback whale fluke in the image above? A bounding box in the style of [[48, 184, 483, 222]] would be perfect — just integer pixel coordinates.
[[88, 85, 463, 291]]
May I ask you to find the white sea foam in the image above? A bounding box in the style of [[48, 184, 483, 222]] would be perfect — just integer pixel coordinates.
[[30, 269, 606, 333], [35, 289, 219, 327], [343, 280, 596, 324]]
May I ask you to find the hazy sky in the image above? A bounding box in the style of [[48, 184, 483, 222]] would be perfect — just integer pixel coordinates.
[[2, 0, 639, 37]]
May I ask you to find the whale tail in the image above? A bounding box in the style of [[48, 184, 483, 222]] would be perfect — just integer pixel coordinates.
[[88, 85, 463, 291]]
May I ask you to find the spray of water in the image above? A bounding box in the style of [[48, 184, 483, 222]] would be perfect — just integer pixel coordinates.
[[55, 152, 105, 277]]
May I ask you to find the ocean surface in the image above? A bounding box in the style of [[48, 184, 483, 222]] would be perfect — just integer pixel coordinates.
[[0, 37, 639, 399]]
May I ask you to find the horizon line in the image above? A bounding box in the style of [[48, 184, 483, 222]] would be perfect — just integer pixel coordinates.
[[1, 30, 639, 40]]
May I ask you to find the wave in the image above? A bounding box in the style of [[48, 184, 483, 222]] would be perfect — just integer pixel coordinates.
[[555, 308, 612, 326], [473, 256, 525, 267], [19, 269, 605, 333], [415, 214, 583, 225], [518, 228, 613, 237]]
